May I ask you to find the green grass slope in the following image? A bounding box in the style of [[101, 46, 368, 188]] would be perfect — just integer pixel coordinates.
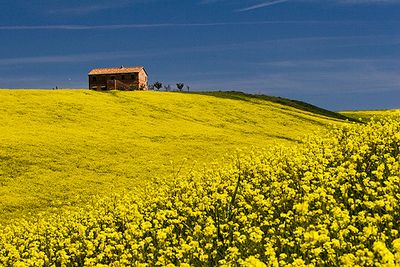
[[195, 91, 357, 122], [0, 90, 349, 222]]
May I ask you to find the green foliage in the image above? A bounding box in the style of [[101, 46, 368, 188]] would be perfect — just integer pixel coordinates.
[[1, 120, 400, 266], [176, 83, 184, 91], [129, 84, 139, 90], [153, 82, 162, 90], [194, 91, 357, 122], [163, 85, 171, 91]]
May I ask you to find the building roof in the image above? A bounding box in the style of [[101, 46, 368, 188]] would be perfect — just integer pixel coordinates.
[[88, 66, 147, 75]]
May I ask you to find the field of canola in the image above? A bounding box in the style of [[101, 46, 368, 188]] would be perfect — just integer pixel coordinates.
[[341, 109, 400, 123], [0, 90, 344, 222], [1, 116, 400, 265]]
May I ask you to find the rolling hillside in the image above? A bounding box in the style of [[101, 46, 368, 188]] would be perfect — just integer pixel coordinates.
[[341, 109, 400, 122], [0, 90, 351, 222]]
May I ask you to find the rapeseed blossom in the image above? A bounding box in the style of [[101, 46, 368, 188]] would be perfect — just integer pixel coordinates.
[[1, 119, 400, 265]]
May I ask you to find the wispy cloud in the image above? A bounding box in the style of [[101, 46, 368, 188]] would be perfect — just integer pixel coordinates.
[[1, 20, 398, 31], [0, 21, 342, 31], [236, 0, 290, 12], [0, 24, 185, 30], [199, 0, 229, 3], [337, 0, 400, 3], [1, 34, 396, 66], [186, 58, 400, 96], [48, 4, 120, 15], [235, 0, 400, 12], [47, 0, 141, 15], [0, 51, 144, 66]]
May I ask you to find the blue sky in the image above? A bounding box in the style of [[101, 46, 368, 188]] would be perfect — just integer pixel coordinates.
[[0, 0, 399, 110]]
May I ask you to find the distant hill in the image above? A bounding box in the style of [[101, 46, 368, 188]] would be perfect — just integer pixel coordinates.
[[0, 89, 351, 222], [193, 91, 356, 122]]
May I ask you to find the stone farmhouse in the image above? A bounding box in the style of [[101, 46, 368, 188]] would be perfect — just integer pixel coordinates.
[[88, 66, 148, 91]]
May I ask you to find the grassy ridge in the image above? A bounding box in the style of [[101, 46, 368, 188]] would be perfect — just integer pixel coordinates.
[[195, 91, 356, 122], [0, 90, 347, 221]]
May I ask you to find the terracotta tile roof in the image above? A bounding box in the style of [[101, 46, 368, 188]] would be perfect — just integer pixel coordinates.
[[88, 66, 145, 75]]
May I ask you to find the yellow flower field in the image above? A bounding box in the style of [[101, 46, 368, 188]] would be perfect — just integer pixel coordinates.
[[1, 116, 400, 266], [341, 109, 400, 122], [0, 90, 344, 222]]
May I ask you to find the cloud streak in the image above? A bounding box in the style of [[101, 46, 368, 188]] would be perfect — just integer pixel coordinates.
[[186, 59, 400, 96], [0, 34, 396, 66], [0, 21, 336, 31], [337, 0, 400, 3], [47, 0, 146, 15], [236, 0, 400, 12], [1, 20, 398, 31], [236, 0, 290, 12], [48, 4, 123, 15]]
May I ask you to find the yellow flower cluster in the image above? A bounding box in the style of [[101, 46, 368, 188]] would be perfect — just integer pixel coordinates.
[[1, 119, 400, 266]]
